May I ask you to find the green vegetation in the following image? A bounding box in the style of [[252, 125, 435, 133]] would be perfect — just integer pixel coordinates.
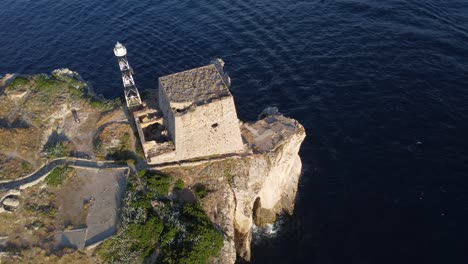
[[106, 149, 136, 165], [45, 166, 72, 186], [88, 97, 119, 110], [120, 132, 130, 148], [68, 85, 86, 98], [224, 166, 233, 184], [96, 170, 224, 263], [126, 159, 135, 166], [89, 98, 108, 109], [135, 141, 145, 158], [174, 179, 185, 190], [25, 202, 57, 217], [137, 169, 147, 178], [33, 73, 116, 109], [6, 72, 114, 111], [8, 76, 29, 88], [35, 75, 60, 92], [21, 161, 32, 172], [193, 184, 208, 199], [158, 203, 224, 264], [147, 174, 172, 196], [44, 141, 68, 159]]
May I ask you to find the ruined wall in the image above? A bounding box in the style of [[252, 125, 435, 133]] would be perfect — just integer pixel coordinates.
[[173, 96, 244, 160], [158, 79, 176, 144], [133, 117, 147, 145]]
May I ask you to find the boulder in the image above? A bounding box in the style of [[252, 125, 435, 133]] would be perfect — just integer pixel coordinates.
[[2, 197, 19, 208]]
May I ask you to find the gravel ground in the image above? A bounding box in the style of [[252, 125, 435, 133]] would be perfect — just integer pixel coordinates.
[[55, 167, 128, 249]]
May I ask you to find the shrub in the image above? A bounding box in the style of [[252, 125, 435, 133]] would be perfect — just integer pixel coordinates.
[[137, 169, 147, 178], [88, 98, 118, 110], [97, 173, 224, 264], [45, 141, 68, 159], [107, 149, 135, 162], [89, 98, 106, 109], [21, 161, 32, 172], [127, 216, 164, 258], [147, 174, 172, 196], [174, 179, 185, 190], [45, 166, 71, 186], [68, 85, 86, 98], [193, 184, 208, 199], [158, 204, 224, 264]]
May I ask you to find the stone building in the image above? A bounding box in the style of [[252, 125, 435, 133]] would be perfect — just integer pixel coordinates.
[[134, 59, 244, 164]]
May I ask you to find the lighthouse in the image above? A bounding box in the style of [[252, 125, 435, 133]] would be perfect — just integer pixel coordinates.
[[114, 42, 142, 108]]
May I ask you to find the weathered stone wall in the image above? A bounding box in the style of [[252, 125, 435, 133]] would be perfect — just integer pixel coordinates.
[[134, 118, 147, 145], [158, 79, 176, 143], [160, 114, 306, 263], [174, 96, 244, 160]]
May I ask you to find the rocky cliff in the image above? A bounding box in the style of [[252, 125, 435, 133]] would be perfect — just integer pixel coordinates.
[[162, 113, 306, 263], [1, 70, 305, 263]]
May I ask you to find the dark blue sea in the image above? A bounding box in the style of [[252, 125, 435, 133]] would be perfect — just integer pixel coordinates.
[[1, 0, 468, 263]]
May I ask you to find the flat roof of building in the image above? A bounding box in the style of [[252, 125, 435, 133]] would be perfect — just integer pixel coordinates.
[[159, 63, 231, 106]]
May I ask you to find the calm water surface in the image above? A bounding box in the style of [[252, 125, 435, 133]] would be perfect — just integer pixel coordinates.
[[1, 0, 468, 263]]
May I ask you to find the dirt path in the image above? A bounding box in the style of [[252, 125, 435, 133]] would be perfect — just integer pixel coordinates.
[[0, 158, 127, 192]]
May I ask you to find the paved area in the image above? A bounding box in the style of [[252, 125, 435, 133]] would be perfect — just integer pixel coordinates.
[[55, 229, 87, 250], [55, 167, 128, 249]]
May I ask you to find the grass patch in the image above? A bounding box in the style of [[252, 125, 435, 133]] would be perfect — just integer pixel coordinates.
[[174, 179, 185, 190], [120, 132, 131, 149], [45, 166, 72, 186], [8, 76, 29, 88], [35, 75, 60, 92], [21, 161, 32, 172], [88, 98, 119, 110], [68, 85, 86, 98], [147, 173, 172, 196]]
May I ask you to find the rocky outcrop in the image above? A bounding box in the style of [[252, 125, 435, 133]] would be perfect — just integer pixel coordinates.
[[162, 113, 305, 263], [2, 197, 19, 208], [232, 114, 305, 261], [0, 74, 15, 88]]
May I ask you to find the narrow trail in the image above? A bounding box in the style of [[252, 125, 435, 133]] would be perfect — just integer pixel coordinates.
[[0, 158, 128, 191]]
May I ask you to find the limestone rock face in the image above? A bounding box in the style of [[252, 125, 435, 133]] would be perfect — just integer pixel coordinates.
[[0, 74, 15, 88], [232, 115, 305, 261], [163, 114, 305, 263], [2, 197, 20, 208]]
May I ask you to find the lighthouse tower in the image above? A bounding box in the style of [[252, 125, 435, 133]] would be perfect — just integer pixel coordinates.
[[114, 42, 142, 108]]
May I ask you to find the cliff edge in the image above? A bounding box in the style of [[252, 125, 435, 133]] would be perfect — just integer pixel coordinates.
[[0, 69, 305, 263], [163, 112, 306, 263]]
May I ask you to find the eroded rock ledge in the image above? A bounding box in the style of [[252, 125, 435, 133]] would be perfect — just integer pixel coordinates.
[[162, 113, 306, 263]]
